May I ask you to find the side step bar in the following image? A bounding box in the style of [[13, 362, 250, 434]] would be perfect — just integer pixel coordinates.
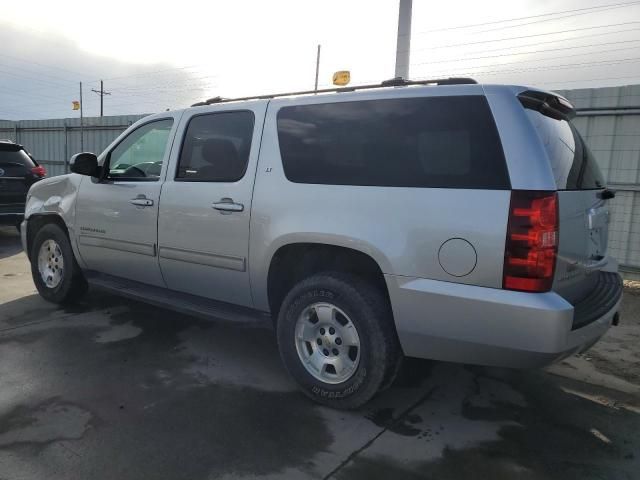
[[85, 271, 271, 325]]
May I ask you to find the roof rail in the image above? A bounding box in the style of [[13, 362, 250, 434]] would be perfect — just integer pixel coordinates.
[[191, 77, 478, 107]]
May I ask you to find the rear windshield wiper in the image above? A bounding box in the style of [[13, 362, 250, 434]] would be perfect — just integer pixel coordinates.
[[518, 90, 575, 121], [599, 188, 615, 200]]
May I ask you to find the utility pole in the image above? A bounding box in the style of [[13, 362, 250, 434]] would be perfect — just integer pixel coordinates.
[[314, 44, 321, 91], [91, 80, 111, 117], [79, 81, 84, 151], [394, 0, 412, 79]]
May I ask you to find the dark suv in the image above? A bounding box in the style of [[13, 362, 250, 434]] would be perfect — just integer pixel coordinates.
[[0, 140, 46, 229]]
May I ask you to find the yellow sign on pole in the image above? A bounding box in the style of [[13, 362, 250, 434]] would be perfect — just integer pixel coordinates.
[[333, 71, 350, 86], [72, 101, 80, 110]]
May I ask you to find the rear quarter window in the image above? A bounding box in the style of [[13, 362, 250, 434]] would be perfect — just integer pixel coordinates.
[[276, 95, 510, 189], [0, 149, 35, 176], [525, 110, 605, 190]]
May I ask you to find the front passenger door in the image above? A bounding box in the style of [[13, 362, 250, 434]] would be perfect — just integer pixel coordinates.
[[75, 116, 179, 286]]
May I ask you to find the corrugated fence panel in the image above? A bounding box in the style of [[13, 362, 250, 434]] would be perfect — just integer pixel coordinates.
[[0, 114, 148, 174], [0, 120, 17, 142], [19, 127, 66, 166]]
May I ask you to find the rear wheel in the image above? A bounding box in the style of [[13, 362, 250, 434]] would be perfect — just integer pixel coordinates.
[[277, 272, 400, 409], [30, 223, 87, 304]]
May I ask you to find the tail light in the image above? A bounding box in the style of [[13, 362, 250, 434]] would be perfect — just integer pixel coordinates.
[[503, 190, 558, 293], [31, 165, 46, 177]]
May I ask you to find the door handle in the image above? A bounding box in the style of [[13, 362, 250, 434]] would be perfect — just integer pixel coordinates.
[[130, 196, 154, 207], [212, 198, 244, 213]]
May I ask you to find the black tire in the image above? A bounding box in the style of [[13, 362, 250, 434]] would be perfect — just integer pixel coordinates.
[[276, 272, 401, 409], [30, 223, 87, 304]]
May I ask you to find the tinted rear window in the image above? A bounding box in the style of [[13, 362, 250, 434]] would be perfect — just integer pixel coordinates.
[[277, 96, 509, 189], [525, 110, 605, 190], [0, 149, 35, 176]]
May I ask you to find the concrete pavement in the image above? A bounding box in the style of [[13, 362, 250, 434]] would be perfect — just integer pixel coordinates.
[[1, 226, 639, 480]]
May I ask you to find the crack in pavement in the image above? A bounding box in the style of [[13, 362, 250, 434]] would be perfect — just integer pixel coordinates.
[[322, 385, 439, 480]]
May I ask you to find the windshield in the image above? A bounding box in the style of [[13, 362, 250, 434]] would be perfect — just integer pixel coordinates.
[[525, 109, 605, 190]]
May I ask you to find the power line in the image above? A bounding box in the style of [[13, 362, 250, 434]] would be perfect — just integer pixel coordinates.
[[0, 69, 78, 89], [108, 76, 218, 94], [475, 3, 640, 35], [99, 65, 202, 83], [413, 47, 640, 75], [428, 56, 640, 79], [537, 74, 640, 87], [415, 27, 640, 60], [407, 21, 640, 53], [410, 38, 640, 67], [406, 0, 640, 35], [107, 88, 203, 104], [109, 75, 218, 92], [109, 87, 211, 100], [0, 62, 77, 85], [0, 52, 88, 77], [0, 83, 74, 102]]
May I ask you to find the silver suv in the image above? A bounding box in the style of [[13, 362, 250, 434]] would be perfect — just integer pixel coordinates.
[[22, 79, 623, 408]]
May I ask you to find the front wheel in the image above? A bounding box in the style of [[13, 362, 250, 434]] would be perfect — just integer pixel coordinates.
[[30, 223, 87, 304], [276, 272, 401, 409]]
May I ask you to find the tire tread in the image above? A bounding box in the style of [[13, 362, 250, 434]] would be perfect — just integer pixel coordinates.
[[30, 223, 87, 304], [277, 271, 401, 409]]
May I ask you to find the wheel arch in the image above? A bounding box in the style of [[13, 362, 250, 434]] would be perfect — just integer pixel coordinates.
[[265, 240, 392, 319], [26, 214, 70, 260]]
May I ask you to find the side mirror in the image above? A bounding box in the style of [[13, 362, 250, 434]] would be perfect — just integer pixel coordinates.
[[69, 152, 99, 177]]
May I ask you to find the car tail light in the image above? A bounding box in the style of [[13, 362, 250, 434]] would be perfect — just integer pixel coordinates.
[[31, 165, 46, 177], [503, 190, 558, 293]]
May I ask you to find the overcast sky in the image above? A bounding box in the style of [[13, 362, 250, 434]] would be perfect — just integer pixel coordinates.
[[1, 0, 639, 120]]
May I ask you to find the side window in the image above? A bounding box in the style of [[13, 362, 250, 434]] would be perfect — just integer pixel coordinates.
[[176, 111, 255, 182], [108, 119, 174, 181], [276, 96, 510, 189]]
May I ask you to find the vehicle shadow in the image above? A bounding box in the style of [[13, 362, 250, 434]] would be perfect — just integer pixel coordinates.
[[0, 226, 22, 260]]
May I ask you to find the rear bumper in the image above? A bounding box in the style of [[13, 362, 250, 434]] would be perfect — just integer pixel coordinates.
[[386, 273, 621, 368]]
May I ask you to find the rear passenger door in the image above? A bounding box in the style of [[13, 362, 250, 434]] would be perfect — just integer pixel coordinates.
[[158, 102, 267, 307]]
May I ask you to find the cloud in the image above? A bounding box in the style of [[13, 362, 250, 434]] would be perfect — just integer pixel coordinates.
[[0, 21, 208, 120]]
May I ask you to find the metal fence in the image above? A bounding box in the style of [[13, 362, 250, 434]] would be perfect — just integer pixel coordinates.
[[1, 84, 639, 279], [0, 114, 147, 176], [558, 84, 640, 280]]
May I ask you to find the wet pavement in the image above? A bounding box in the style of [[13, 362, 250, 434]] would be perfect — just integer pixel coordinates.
[[1, 226, 639, 480]]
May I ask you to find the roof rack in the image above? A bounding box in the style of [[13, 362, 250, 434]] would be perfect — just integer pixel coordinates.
[[191, 77, 478, 107]]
